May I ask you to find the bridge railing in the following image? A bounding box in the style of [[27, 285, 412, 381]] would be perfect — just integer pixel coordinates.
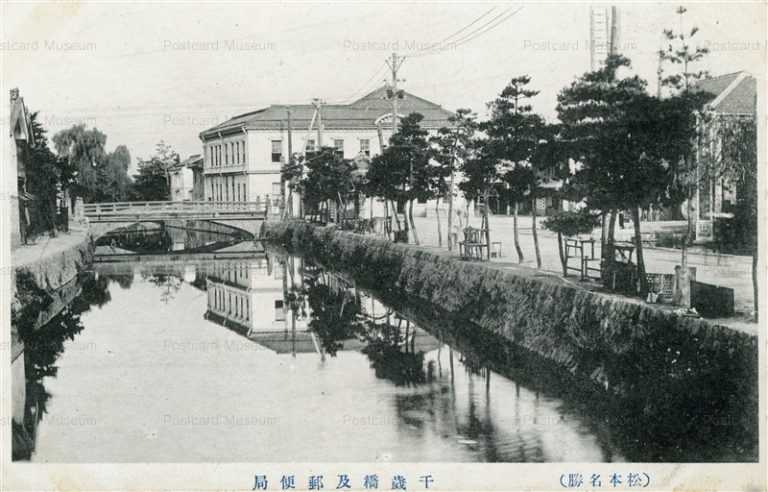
[[83, 197, 283, 216]]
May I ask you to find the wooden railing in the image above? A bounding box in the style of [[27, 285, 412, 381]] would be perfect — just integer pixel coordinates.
[[83, 197, 282, 216]]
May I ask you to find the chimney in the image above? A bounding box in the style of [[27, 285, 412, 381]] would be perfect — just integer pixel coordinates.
[[10, 88, 19, 102]]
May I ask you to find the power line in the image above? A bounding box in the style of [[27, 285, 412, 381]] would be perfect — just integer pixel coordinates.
[[410, 5, 524, 59], [413, 7, 511, 57], [431, 6, 498, 47], [337, 61, 389, 104], [404, 7, 499, 59], [448, 6, 524, 49]]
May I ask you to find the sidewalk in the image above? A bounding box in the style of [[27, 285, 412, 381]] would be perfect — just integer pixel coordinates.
[[12, 225, 90, 269], [11, 225, 93, 294], [409, 215, 755, 318]]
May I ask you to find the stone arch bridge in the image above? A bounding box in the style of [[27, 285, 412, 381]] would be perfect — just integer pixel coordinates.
[[84, 200, 280, 240]]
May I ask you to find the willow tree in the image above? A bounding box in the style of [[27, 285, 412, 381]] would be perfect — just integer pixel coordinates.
[[53, 124, 107, 203]]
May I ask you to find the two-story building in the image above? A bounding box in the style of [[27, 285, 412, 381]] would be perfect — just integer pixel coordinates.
[[8, 88, 34, 247], [198, 86, 455, 210]]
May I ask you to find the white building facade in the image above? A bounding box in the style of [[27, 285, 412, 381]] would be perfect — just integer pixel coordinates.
[[169, 159, 194, 201], [198, 86, 456, 213], [205, 257, 308, 335]]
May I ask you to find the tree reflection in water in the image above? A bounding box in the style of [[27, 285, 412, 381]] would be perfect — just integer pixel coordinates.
[[292, 258, 432, 386], [13, 272, 112, 460], [142, 272, 183, 304], [303, 273, 364, 357]]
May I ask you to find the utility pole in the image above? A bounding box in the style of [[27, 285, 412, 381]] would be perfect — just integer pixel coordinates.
[[284, 109, 293, 217], [311, 98, 325, 148], [287, 109, 293, 157], [311, 98, 326, 220], [385, 52, 406, 134]]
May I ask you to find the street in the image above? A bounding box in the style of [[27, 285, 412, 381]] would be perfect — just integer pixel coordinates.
[[410, 214, 755, 318]]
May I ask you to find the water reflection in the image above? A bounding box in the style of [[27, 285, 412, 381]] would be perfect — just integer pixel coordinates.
[[24, 228, 686, 462], [17, 250, 624, 462], [95, 221, 250, 254], [13, 272, 111, 460]]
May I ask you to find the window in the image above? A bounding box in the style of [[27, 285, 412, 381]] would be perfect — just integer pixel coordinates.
[[333, 139, 344, 155], [224, 143, 229, 165], [241, 140, 247, 163], [360, 139, 370, 156], [274, 300, 285, 321], [235, 142, 240, 164], [305, 139, 316, 160], [272, 182, 281, 197], [271, 140, 282, 163], [245, 298, 249, 320]]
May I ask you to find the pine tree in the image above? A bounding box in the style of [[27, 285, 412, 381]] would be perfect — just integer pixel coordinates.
[[483, 76, 544, 265], [558, 54, 698, 294], [431, 108, 478, 250], [658, 5, 711, 303]]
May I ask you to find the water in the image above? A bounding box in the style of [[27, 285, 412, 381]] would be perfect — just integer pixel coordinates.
[[15, 237, 625, 462]]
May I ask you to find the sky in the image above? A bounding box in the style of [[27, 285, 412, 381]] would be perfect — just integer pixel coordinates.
[[1, 1, 764, 174]]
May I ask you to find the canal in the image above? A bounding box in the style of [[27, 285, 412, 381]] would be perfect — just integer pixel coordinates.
[[15, 231, 631, 463], [14, 225, 752, 463]]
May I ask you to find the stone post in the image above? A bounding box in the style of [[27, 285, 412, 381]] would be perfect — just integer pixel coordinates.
[[74, 196, 84, 222], [673, 265, 697, 308]]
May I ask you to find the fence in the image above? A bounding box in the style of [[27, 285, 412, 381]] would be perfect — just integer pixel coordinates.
[[83, 197, 281, 216]]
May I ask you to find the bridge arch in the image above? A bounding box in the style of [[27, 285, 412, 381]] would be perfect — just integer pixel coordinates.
[[88, 219, 264, 242], [83, 200, 272, 241]]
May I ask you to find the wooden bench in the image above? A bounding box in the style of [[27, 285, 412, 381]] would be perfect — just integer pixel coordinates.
[[565, 238, 599, 280], [459, 227, 488, 261]]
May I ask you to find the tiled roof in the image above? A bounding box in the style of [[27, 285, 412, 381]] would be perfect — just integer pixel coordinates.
[[692, 71, 756, 115], [9, 91, 33, 143], [200, 86, 454, 139], [716, 74, 756, 114]]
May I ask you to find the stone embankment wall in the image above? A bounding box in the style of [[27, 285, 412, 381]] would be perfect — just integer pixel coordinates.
[[10, 231, 94, 450], [262, 221, 759, 460], [12, 232, 94, 343]]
